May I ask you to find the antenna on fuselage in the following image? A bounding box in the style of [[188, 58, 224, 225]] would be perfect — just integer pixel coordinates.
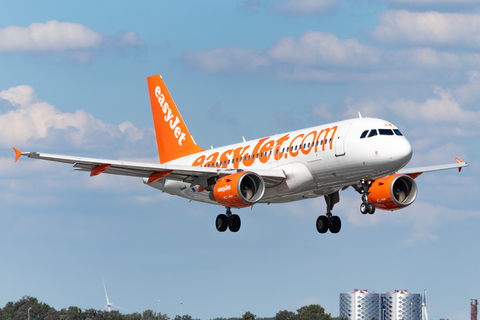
[[358, 112, 362, 118], [242, 136, 246, 142]]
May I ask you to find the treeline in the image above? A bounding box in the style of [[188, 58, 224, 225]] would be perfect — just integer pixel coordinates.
[[0, 296, 348, 320]]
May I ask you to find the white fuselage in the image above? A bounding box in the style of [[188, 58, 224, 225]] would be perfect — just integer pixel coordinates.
[[148, 118, 413, 205]]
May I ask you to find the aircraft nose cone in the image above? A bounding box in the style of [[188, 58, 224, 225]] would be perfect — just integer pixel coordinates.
[[390, 138, 412, 168]]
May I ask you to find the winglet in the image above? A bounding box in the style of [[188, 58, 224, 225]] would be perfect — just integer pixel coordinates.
[[455, 158, 465, 172], [13, 147, 22, 162]]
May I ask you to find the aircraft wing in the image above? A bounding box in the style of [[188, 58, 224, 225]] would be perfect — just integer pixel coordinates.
[[398, 158, 467, 178], [13, 148, 286, 188]]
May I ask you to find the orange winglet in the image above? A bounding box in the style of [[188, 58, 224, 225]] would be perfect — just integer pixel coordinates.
[[90, 164, 111, 177], [13, 147, 22, 162], [147, 170, 173, 184], [455, 158, 464, 172]]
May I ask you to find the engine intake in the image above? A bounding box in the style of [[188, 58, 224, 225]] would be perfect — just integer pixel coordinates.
[[368, 174, 418, 210], [212, 171, 265, 208]]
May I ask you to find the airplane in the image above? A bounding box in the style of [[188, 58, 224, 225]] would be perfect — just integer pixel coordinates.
[[13, 74, 468, 234]]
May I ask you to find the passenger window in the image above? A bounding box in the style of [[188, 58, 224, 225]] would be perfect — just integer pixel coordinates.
[[393, 129, 403, 136], [308, 142, 311, 148], [360, 130, 368, 139], [379, 129, 394, 135], [368, 130, 378, 138]]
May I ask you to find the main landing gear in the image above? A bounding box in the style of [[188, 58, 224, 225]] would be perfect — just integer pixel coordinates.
[[358, 179, 375, 215], [216, 207, 241, 232], [316, 192, 342, 234]]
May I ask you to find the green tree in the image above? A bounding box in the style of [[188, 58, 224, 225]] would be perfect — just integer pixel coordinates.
[[1, 296, 59, 320], [142, 310, 156, 320], [241, 311, 256, 320], [274, 310, 296, 320], [296, 304, 332, 320], [173, 316, 197, 320]]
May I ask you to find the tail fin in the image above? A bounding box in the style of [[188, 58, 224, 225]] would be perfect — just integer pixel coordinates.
[[147, 75, 204, 164]]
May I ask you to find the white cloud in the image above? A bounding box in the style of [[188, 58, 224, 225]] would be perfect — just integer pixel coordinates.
[[0, 20, 144, 62], [269, 0, 341, 16], [371, 10, 480, 47], [455, 70, 480, 104], [184, 28, 480, 82], [266, 31, 380, 67], [389, 86, 480, 124], [0, 21, 102, 52], [184, 32, 383, 81], [183, 47, 267, 74], [0, 84, 155, 156]]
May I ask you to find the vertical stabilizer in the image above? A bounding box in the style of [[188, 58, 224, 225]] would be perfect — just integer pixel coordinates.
[[147, 75, 204, 163]]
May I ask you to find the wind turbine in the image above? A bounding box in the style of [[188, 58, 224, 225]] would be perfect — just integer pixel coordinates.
[[103, 279, 122, 312], [422, 290, 429, 320]]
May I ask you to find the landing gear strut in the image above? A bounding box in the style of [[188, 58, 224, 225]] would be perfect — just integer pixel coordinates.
[[358, 179, 375, 215], [316, 191, 342, 234], [216, 207, 241, 232]]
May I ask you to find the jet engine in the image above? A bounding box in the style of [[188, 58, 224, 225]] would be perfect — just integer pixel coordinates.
[[368, 174, 418, 210], [212, 171, 265, 208]]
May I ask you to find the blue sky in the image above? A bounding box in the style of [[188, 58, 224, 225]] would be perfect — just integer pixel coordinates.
[[1, 0, 479, 319]]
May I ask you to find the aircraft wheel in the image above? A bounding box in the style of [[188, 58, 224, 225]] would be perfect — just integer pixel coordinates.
[[368, 203, 376, 215], [316, 215, 329, 234], [360, 203, 368, 214], [329, 216, 341, 233], [216, 214, 228, 232], [229, 214, 241, 232]]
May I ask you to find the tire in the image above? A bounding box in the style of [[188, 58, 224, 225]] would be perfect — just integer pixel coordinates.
[[329, 216, 341, 233], [316, 216, 329, 234], [229, 214, 241, 232], [360, 203, 368, 214], [216, 214, 228, 232], [367, 203, 376, 215]]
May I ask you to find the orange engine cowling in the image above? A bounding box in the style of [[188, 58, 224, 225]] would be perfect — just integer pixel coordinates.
[[368, 174, 418, 210], [212, 171, 265, 208]]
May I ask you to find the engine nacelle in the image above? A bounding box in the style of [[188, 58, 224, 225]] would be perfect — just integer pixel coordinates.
[[212, 171, 265, 208], [368, 174, 418, 210]]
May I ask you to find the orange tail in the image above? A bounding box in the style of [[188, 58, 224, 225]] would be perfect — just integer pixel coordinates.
[[147, 75, 204, 163]]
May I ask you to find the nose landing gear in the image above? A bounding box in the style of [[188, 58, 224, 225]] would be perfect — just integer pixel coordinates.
[[358, 179, 375, 214]]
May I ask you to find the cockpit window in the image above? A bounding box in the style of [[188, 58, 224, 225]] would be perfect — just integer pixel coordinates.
[[360, 130, 369, 139], [379, 129, 394, 135], [368, 129, 378, 138], [393, 129, 403, 136]]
